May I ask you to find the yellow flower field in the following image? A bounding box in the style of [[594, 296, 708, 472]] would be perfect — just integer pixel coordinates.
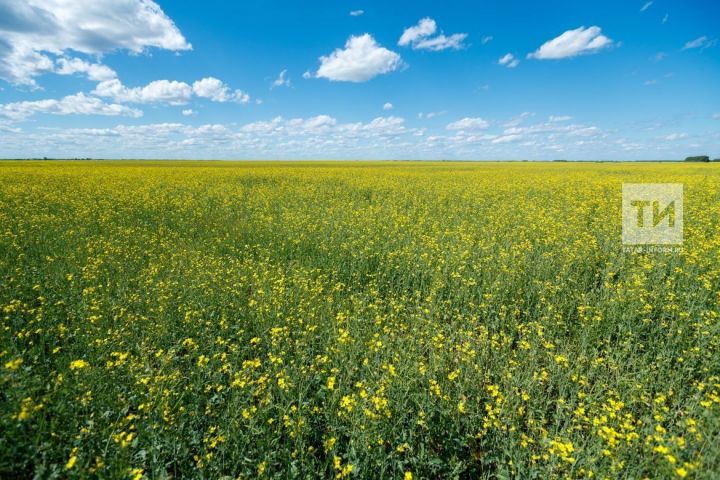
[[1, 161, 719, 478]]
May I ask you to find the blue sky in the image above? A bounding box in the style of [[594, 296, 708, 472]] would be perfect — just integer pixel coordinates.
[[0, 0, 718, 160]]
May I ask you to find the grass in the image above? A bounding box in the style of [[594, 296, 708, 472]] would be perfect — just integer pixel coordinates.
[[1, 160, 719, 479]]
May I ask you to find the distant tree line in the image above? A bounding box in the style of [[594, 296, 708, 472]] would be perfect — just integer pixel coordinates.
[[684, 155, 720, 162]]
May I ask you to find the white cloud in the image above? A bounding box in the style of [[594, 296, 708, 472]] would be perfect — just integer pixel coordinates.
[[0, 0, 190, 86], [182, 109, 196, 117], [302, 71, 312, 79], [682, 36, 717, 50], [316, 34, 402, 82], [5, 115, 708, 161], [528, 26, 614, 60], [55, 58, 117, 81], [640, 1, 653, 12], [0, 115, 423, 159], [271, 69, 291, 89], [398, 18, 467, 51], [664, 132, 688, 141], [398, 18, 437, 46], [383, 102, 393, 110], [498, 53, 519, 68], [447, 117, 490, 131], [414, 34, 467, 51], [662, 13, 669, 24], [349, 10, 364, 16], [481, 36, 493, 44], [93, 77, 249, 105], [549, 115, 572, 122], [0, 93, 142, 121], [503, 112, 533, 127], [418, 111, 444, 120], [94, 79, 193, 105], [492, 134, 521, 144], [192, 77, 250, 103], [644, 79, 657, 86]]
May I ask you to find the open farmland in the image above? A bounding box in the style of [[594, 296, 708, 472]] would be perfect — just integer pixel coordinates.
[[1, 161, 720, 479]]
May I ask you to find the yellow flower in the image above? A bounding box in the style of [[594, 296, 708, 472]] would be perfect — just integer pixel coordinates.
[[340, 395, 355, 413], [404, 471, 413, 480], [324, 436, 337, 452], [675, 467, 688, 478], [327, 376, 336, 391], [65, 448, 78, 470], [4, 358, 23, 370], [69, 359, 89, 370]]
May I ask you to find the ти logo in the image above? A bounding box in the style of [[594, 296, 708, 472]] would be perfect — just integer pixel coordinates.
[[622, 183, 683, 246]]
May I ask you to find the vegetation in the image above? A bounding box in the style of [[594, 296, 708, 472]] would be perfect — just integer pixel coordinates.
[[684, 156, 710, 162], [1, 161, 720, 479]]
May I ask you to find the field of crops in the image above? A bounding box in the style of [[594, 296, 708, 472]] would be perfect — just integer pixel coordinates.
[[1, 161, 719, 479]]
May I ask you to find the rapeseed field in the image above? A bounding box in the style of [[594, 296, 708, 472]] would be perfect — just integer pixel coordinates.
[[1, 161, 719, 479]]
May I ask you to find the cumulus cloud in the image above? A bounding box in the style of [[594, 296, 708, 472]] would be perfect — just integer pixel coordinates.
[[0, 115, 422, 159], [398, 18, 437, 46], [447, 117, 490, 131], [316, 34, 402, 82], [0, 92, 142, 121], [192, 77, 250, 103], [682, 36, 717, 50], [92, 77, 249, 105], [94, 79, 193, 105], [2, 115, 705, 161], [398, 18, 467, 51], [55, 58, 117, 82], [528, 26, 614, 60], [271, 69, 291, 89], [383, 102, 393, 110], [498, 53, 519, 68], [0, 0, 190, 86], [182, 109, 196, 117]]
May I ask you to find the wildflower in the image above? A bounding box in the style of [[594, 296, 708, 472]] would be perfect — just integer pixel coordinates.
[[339, 395, 356, 413], [4, 358, 22, 370], [69, 359, 89, 370], [324, 436, 337, 452], [65, 448, 78, 470]]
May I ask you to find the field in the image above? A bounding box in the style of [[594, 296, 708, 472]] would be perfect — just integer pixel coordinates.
[[1, 161, 720, 479]]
